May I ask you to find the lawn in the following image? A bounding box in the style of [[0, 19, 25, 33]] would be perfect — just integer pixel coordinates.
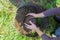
[[0, 0, 60, 40]]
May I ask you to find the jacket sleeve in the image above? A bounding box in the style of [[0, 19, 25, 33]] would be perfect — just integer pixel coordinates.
[[41, 34, 60, 40], [44, 7, 60, 17], [41, 34, 51, 40]]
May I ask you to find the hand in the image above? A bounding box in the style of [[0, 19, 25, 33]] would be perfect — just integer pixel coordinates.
[[26, 13, 38, 18], [24, 21, 37, 30], [25, 21, 44, 36], [26, 13, 45, 18]]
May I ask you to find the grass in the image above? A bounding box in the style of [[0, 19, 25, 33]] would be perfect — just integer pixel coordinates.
[[0, 0, 60, 40]]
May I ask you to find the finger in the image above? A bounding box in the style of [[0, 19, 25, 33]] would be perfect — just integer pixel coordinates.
[[26, 27, 30, 29], [26, 14, 30, 16], [25, 25, 30, 29], [24, 23, 29, 26], [25, 25, 29, 28], [29, 21, 34, 25], [26, 13, 32, 16]]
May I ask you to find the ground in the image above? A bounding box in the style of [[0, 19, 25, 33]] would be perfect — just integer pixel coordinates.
[[0, 0, 60, 40]]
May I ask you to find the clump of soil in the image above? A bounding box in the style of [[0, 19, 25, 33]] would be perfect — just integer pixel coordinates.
[[15, 3, 48, 37]]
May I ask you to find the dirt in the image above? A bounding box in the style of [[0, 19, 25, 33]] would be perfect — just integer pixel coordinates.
[[15, 3, 49, 37]]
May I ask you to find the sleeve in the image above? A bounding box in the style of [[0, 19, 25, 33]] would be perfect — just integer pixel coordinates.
[[41, 34, 51, 40], [44, 7, 60, 17], [41, 34, 60, 40], [51, 37, 60, 40]]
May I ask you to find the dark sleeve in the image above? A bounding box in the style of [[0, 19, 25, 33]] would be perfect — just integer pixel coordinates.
[[41, 34, 60, 40], [41, 34, 51, 40], [44, 7, 60, 17]]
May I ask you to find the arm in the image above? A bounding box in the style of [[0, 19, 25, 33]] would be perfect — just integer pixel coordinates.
[[34, 27, 44, 36], [43, 7, 60, 17], [35, 27, 51, 40], [25, 21, 60, 40], [25, 21, 51, 40], [27, 7, 60, 18], [35, 28, 60, 40]]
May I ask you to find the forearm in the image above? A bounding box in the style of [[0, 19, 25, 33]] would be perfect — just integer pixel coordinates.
[[36, 7, 60, 18], [36, 13, 45, 18], [44, 7, 60, 17], [35, 28, 44, 36], [35, 28, 51, 40]]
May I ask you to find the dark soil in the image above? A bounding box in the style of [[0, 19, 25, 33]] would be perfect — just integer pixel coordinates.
[[15, 3, 49, 37]]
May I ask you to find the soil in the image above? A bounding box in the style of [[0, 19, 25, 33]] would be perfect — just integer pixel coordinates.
[[15, 3, 49, 37]]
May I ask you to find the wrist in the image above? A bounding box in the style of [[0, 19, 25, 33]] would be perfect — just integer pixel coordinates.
[[33, 27, 37, 30], [34, 27, 38, 30], [36, 13, 45, 18], [35, 27, 44, 36]]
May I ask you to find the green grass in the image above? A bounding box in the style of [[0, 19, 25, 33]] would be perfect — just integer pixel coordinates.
[[0, 0, 60, 40]]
